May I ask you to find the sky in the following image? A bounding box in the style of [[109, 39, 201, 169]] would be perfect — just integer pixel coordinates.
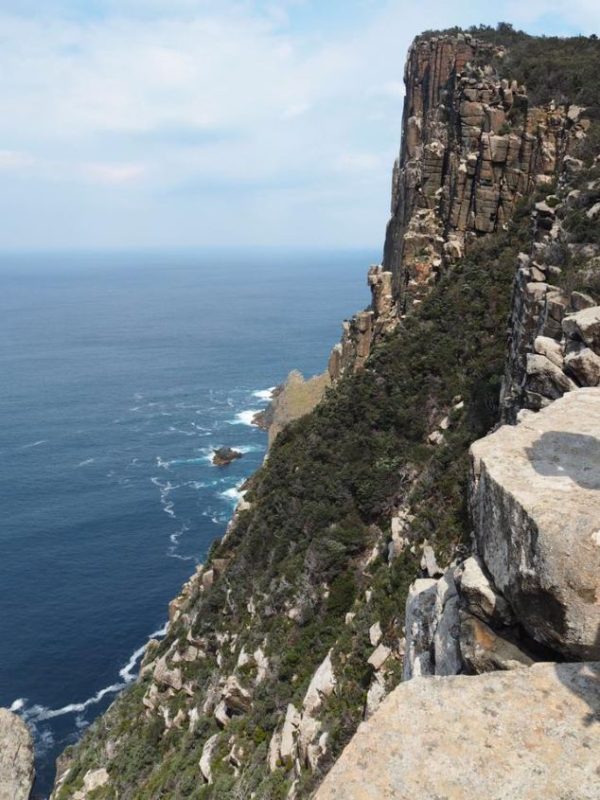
[[0, 0, 598, 250]]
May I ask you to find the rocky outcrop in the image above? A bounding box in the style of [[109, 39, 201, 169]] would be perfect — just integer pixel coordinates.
[[264, 370, 330, 446], [328, 266, 397, 382], [471, 388, 600, 659], [314, 662, 600, 800], [212, 447, 243, 467], [0, 709, 34, 800]]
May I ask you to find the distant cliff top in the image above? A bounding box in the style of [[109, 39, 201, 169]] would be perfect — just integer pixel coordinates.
[[415, 23, 600, 109]]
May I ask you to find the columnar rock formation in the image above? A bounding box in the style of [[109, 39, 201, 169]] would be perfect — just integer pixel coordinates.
[[382, 34, 583, 311], [329, 33, 586, 383], [0, 709, 34, 800]]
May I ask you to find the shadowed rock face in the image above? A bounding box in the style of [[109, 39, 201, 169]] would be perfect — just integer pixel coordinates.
[[470, 388, 600, 658], [0, 709, 34, 800], [314, 662, 600, 800]]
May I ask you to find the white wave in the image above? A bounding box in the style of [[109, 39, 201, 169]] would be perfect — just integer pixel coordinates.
[[237, 444, 265, 454], [156, 456, 171, 470], [20, 440, 47, 450], [252, 387, 276, 402], [220, 483, 246, 505], [228, 409, 260, 426], [167, 426, 197, 437], [151, 477, 179, 518], [14, 622, 169, 726], [76, 458, 95, 467]]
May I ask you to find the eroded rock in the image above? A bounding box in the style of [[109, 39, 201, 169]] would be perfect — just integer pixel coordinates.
[[470, 388, 600, 658], [0, 709, 34, 800], [315, 663, 600, 800]]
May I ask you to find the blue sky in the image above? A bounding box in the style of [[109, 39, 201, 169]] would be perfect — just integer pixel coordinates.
[[0, 0, 597, 250]]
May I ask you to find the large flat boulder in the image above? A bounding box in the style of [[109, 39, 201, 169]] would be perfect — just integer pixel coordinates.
[[314, 663, 600, 800], [470, 388, 600, 658], [0, 709, 34, 800]]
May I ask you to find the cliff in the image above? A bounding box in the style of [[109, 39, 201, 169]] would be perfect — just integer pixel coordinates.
[[47, 24, 600, 800], [0, 709, 34, 800]]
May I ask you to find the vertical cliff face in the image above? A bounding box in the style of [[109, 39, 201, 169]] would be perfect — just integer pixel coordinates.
[[383, 33, 579, 312], [330, 31, 586, 386]]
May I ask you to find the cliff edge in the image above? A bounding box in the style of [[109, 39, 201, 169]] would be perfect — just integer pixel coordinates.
[[0, 709, 34, 800]]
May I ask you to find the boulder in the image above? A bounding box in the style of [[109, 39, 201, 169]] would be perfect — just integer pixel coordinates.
[[71, 768, 110, 800], [459, 612, 534, 673], [280, 704, 300, 763], [302, 651, 336, 715], [533, 335, 563, 368], [0, 709, 34, 800], [314, 663, 600, 800], [564, 346, 600, 386], [367, 644, 391, 671], [199, 734, 220, 784], [525, 353, 576, 399], [212, 447, 243, 467], [470, 389, 600, 658], [562, 306, 600, 350], [455, 555, 513, 625]]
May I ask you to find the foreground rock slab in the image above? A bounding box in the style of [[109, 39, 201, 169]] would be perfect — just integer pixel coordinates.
[[470, 387, 600, 658], [314, 662, 600, 800], [0, 708, 34, 800]]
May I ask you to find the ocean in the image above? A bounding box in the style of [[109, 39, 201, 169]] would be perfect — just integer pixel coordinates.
[[0, 248, 373, 797]]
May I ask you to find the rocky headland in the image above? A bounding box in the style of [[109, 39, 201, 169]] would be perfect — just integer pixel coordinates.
[[3, 22, 599, 800]]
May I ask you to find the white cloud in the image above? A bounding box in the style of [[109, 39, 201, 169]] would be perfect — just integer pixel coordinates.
[[81, 162, 147, 184], [0, 149, 34, 170], [0, 1, 598, 248]]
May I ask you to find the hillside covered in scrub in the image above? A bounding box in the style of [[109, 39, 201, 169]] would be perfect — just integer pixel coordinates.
[[49, 23, 600, 800]]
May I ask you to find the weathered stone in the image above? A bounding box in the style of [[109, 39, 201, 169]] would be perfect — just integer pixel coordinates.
[[70, 768, 110, 800], [199, 734, 220, 784], [368, 621, 382, 647], [365, 673, 387, 719], [367, 644, 392, 671], [280, 704, 300, 763], [315, 663, 600, 800], [563, 306, 600, 350], [0, 709, 34, 800], [456, 555, 513, 625], [222, 676, 251, 714], [302, 651, 336, 716], [525, 353, 576, 399], [153, 656, 183, 692], [459, 612, 534, 673], [564, 346, 600, 386], [533, 335, 563, 368], [267, 730, 281, 772], [470, 389, 600, 658], [403, 579, 437, 679], [432, 570, 462, 676], [571, 290, 596, 311], [420, 544, 442, 577]]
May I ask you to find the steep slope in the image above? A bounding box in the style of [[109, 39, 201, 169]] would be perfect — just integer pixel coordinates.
[[50, 25, 600, 800]]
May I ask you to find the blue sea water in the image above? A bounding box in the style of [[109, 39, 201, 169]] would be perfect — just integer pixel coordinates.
[[0, 249, 373, 797]]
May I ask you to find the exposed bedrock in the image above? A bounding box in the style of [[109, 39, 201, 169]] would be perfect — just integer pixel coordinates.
[[0, 709, 34, 800], [470, 388, 600, 659], [314, 662, 600, 800]]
